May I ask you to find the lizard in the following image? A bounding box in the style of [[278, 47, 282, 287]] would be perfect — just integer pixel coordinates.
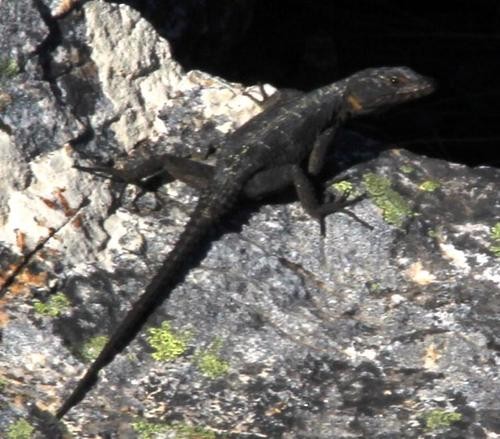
[[55, 66, 434, 419]]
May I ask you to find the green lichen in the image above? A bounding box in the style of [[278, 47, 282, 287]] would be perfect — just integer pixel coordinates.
[[80, 335, 109, 362], [428, 229, 439, 238], [0, 91, 12, 111], [490, 222, 500, 257], [6, 419, 34, 439], [195, 339, 229, 379], [419, 180, 441, 192], [0, 377, 7, 391], [423, 409, 462, 431], [0, 57, 19, 80], [132, 420, 216, 439], [0, 57, 17, 112], [33, 292, 71, 317], [331, 180, 362, 199], [169, 423, 216, 439], [127, 351, 139, 362], [400, 164, 415, 174], [131, 419, 168, 439], [146, 321, 191, 362], [332, 180, 353, 195], [367, 282, 382, 294], [362, 173, 412, 227]]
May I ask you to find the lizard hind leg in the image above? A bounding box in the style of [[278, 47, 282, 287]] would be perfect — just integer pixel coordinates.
[[75, 154, 215, 192], [160, 154, 214, 190], [74, 155, 174, 188], [75, 154, 216, 211]]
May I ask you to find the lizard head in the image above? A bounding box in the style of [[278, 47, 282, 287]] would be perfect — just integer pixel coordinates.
[[343, 66, 435, 115]]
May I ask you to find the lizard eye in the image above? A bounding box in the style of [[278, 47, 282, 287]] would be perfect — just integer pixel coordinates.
[[389, 76, 400, 85]]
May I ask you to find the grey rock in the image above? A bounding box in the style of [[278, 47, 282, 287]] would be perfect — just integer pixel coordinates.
[[0, 1, 498, 438]]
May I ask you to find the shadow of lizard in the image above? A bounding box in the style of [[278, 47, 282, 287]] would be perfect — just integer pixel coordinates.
[[56, 66, 435, 418]]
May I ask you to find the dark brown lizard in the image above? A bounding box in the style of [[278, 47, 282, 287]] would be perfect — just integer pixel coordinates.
[[56, 66, 434, 418]]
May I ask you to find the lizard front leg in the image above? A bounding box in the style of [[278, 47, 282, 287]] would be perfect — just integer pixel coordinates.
[[244, 163, 366, 239], [243, 121, 342, 204], [289, 164, 362, 220], [307, 121, 341, 176]]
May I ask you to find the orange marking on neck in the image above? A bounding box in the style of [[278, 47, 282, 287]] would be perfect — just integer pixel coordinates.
[[346, 94, 363, 111]]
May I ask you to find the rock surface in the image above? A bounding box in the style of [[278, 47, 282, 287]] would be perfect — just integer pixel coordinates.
[[0, 1, 498, 438]]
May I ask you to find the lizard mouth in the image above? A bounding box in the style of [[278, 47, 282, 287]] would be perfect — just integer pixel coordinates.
[[398, 76, 436, 99], [358, 77, 435, 114]]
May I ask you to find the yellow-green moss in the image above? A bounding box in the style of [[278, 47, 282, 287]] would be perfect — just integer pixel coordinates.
[[362, 173, 412, 227], [0, 377, 7, 391], [418, 180, 441, 192], [146, 321, 191, 362], [80, 335, 109, 362], [6, 419, 34, 439], [423, 409, 462, 431], [33, 292, 71, 317], [195, 339, 229, 379], [490, 222, 500, 257], [132, 420, 216, 439]]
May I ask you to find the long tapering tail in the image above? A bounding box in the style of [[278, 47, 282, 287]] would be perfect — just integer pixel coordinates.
[[56, 191, 233, 418]]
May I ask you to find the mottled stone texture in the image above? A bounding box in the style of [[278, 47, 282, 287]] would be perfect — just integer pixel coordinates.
[[0, 1, 498, 438]]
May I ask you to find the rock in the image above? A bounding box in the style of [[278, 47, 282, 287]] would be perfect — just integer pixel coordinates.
[[0, 1, 498, 438]]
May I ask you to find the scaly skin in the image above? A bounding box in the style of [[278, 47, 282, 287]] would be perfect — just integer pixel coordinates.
[[56, 66, 434, 418]]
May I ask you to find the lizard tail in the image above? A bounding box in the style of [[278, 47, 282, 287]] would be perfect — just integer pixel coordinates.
[[56, 190, 236, 419]]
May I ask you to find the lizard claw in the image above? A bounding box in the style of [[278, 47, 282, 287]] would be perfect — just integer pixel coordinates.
[[320, 192, 373, 230]]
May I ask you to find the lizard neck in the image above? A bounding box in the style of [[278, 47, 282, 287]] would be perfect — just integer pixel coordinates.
[[313, 79, 350, 112], [292, 82, 348, 132]]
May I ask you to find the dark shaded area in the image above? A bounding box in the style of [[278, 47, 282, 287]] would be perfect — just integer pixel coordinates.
[[32, 0, 62, 82], [102, 0, 500, 167]]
